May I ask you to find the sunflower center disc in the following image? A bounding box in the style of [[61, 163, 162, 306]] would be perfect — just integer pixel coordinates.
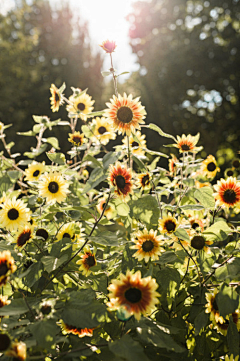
[[33, 170, 40, 177], [165, 220, 176, 232], [132, 141, 139, 148], [207, 162, 216, 172], [0, 334, 11, 352], [36, 228, 49, 240], [142, 175, 150, 186], [142, 240, 154, 252], [223, 189, 236, 203], [181, 144, 190, 151], [117, 106, 133, 124], [115, 175, 126, 189], [98, 126, 107, 134], [227, 170, 234, 177], [55, 92, 60, 102], [77, 102, 85, 111], [72, 136, 82, 145], [233, 160, 240, 168], [63, 233, 71, 239], [125, 288, 142, 303], [191, 222, 200, 230], [212, 298, 219, 311], [191, 235, 205, 250], [0, 262, 8, 277], [86, 255, 96, 267], [48, 181, 59, 194], [18, 231, 31, 247], [7, 208, 19, 220]]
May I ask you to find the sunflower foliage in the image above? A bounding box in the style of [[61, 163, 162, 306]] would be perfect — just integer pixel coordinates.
[[0, 43, 240, 361]]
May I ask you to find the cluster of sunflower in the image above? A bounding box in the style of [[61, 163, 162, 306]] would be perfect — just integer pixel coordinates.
[[0, 40, 240, 360]]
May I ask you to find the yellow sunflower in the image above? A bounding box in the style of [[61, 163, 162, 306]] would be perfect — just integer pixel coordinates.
[[59, 320, 94, 338], [5, 341, 27, 361], [36, 228, 49, 241], [232, 159, 240, 169], [0, 197, 31, 231], [205, 289, 224, 324], [25, 161, 45, 182], [68, 131, 85, 147], [15, 225, 33, 248], [107, 270, 159, 320], [130, 228, 164, 262], [99, 40, 116, 53], [0, 333, 11, 352], [224, 168, 237, 178], [189, 216, 205, 232], [66, 91, 95, 121], [0, 251, 17, 287], [0, 295, 11, 308], [190, 234, 213, 253], [108, 162, 133, 199], [50, 83, 65, 112], [213, 310, 240, 336], [201, 155, 220, 179], [76, 246, 97, 276], [225, 355, 239, 361], [92, 117, 116, 145], [195, 180, 211, 188], [174, 133, 202, 153], [136, 172, 152, 189], [0, 191, 7, 208], [96, 196, 114, 220], [38, 172, 69, 204], [122, 131, 147, 157], [104, 93, 146, 136], [158, 214, 179, 235], [213, 177, 240, 208], [56, 222, 76, 243], [168, 153, 178, 176]]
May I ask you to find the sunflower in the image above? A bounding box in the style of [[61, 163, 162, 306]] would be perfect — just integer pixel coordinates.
[[96, 196, 114, 220], [174, 133, 202, 153], [168, 154, 178, 176], [224, 168, 237, 178], [107, 270, 159, 320], [104, 93, 146, 136], [36, 228, 49, 241], [108, 162, 133, 199], [68, 131, 85, 147], [158, 214, 178, 235], [136, 172, 151, 189], [59, 320, 94, 338], [0, 192, 7, 208], [195, 180, 211, 188], [0, 295, 11, 308], [233, 159, 240, 169], [205, 289, 224, 324], [50, 84, 64, 112], [213, 177, 240, 208], [0, 197, 31, 231], [99, 40, 116, 53], [190, 234, 213, 253], [130, 228, 164, 262], [38, 172, 69, 204], [76, 246, 96, 276], [213, 310, 240, 336], [92, 117, 116, 145], [0, 333, 11, 352], [5, 341, 27, 361], [225, 355, 239, 361], [201, 155, 220, 179], [0, 250, 17, 287], [15, 225, 33, 248], [189, 217, 205, 232], [122, 131, 147, 157], [25, 161, 45, 182], [66, 91, 95, 121]]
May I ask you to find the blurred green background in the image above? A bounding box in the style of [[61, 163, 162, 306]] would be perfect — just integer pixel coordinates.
[[0, 0, 239, 171]]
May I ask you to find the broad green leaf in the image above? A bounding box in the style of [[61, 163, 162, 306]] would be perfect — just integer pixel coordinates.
[[227, 316, 239, 357], [194, 311, 208, 336], [156, 251, 184, 265], [83, 154, 103, 168], [45, 137, 60, 149], [215, 257, 240, 281], [81, 124, 93, 138], [102, 151, 121, 170], [157, 267, 181, 298], [101, 71, 111, 77], [174, 228, 190, 242], [129, 195, 160, 225], [41, 254, 68, 273], [24, 144, 48, 159], [117, 71, 130, 76], [17, 130, 36, 136], [46, 152, 66, 165], [30, 319, 58, 348], [180, 204, 204, 211], [85, 110, 105, 117], [33, 124, 42, 133], [194, 187, 215, 209], [216, 284, 239, 318], [0, 298, 39, 316], [143, 148, 168, 158], [109, 334, 149, 361], [24, 262, 43, 287], [203, 221, 231, 243], [83, 167, 107, 193], [147, 123, 177, 142], [7, 170, 21, 181], [112, 197, 130, 216], [132, 155, 146, 171], [0, 174, 13, 195]]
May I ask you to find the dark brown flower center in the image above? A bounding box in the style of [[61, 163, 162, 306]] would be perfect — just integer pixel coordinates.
[[86, 254, 96, 267], [181, 144, 190, 151], [63, 233, 71, 239], [142, 240, 154, 252], [17, 230, 31, 247], [212, 298, 218, 311], [132, 141, 139, 148], [115, 175, 126, 189], [77, 102, 85, 111], [7, 208, 19, 220], [223, 189, 237, 203], [55, 92, 60, 102], [207, 162, 216, 172], [36, 228, 49, 240], [125, 288, 142, 303], [102, 202, 110, 211], [192, 222, 200, 229], [0, 333, 11, 352], [0, 262, 8, 277], [48, 181, 59, 194], [41, 304, 52, 315], [226, 170, 234, 177], [164, 220, 176, 233], [72, 136, 82, 145], [117, 106, 133, 124], [233, 160, 240, 168], [191, 235, 205, 250], [98, 126, 107, 134], [33, 170, 40, 177], [141, 175, 150, 187]]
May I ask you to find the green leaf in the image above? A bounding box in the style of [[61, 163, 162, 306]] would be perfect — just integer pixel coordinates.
[[157, 267, 181, 298], [85, 110, 105, 117], [194, 311, 208, 336], [24, 262, 43, 287], [7, 170, 21, 181], [30, 319, 58, 348], [194, 187, 215, 209], [216, 284, 239, 318], [180, 204, 204, 211], [203, 221, 231, 243], [81, 124, 93, 138], [17, 130, 36, 136], [41, 254, 68, 273], [143, 148, 168, 158], [227, 316, 239, 357], [83, 167, 107, 193], [33, 124, 42, 133], [174, 228, 190, 242], [0, 298, 39, 316], [109, 334, 149, 361], [156, 251, 184, 265], [117, 71, 130, 76], [132, 155, 146, 171], [24, 144, 48, 159], [215, 257, 240, 281], [83, 154, 103, 168], [0, 174, 13, 195], [45, 137, 60, 149], [46, 152, 66, 165], [129, 195, 160, 225], [102, 151, 121, 170], [101, 71, 111, 77], [147, 123, 177, 142]]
